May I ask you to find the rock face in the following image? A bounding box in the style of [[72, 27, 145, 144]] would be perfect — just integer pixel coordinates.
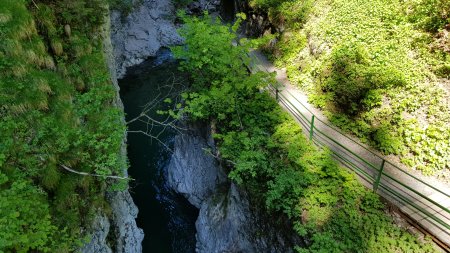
[[196, 184, 293, 253], [80, 192, 144, 253], [168, 123, 294, 253], [80, 215, 113, 253], [195, 184, 255, 253], [80, 8, 144, 253], [108, 190, 145, 253], [185, 0, 221, 15], [111, 0, 183, 78], [167, 122, 227, 208]]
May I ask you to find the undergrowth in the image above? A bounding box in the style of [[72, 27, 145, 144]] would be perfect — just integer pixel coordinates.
[[172, 13, 439, 253], [0, 0, 126, 251], [253, 0, 450, 176]]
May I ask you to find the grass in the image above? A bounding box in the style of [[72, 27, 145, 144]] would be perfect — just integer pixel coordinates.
[[0, 0, 126, 251]]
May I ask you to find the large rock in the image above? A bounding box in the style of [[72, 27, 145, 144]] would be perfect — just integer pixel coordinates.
[[80, 191, 144, 253], [196, 184, 294, 253], [168, 123, 295, 252], [80, 215, 113, 253], [167, 123, 227, 208], [196, 184, 255, 252], [108, 190, 145, 253], [111, 0, 183, 78]]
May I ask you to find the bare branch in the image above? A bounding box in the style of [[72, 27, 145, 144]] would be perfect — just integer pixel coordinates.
[[31, 0, 40, 9], [127, 130, 173, 152], [124, 73, 189, 153]]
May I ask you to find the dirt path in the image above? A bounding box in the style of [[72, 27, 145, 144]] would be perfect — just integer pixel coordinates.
[[249, 49, 450, 247]]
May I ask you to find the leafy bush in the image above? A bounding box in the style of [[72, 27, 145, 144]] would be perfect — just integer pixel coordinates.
[[267, 120, 436, 253], [373, 124, 405, 155], [262, 0, 450, 174], [250, 0, 313, 25], [174, 13, 438, 252], [408, 0, 450, 32], [0, 172, 59, 252], [1, 0, 126, 249]]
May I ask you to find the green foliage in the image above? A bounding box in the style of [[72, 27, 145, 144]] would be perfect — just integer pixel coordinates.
[[0, 0, 126, 250], [172, 12, 273, 125], [266, 120, 437, 253], [173, 12, 251, 89], [322, 42, 408, 114], [373, 124, 405, 155], [174, 13, 438, 252], [408, 0, 450, 32], [0, 172, 73, 252], [261, 0, 450, 175], [250, 0, 313, 26]]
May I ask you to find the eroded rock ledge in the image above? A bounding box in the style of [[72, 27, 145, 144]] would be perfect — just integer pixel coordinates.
[[111, 0, 183, 79], [168, 122, 295, 253]]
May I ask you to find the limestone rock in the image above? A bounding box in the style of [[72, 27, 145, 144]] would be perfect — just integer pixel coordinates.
[[195, 184, 294, 253], [111, 0, 183, 78], [108, 190, 145, 253], [168, 123, 295, 252], [186, 0, 221, 15], [167, 123, 227, 208], [79, 215, 113, 253], [195, 184, 256, 253]]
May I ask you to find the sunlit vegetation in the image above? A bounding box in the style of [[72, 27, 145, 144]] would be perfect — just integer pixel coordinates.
[[252, 0, 450, 176], [173, 13, 438, 252], [0, 0, 126, 250]]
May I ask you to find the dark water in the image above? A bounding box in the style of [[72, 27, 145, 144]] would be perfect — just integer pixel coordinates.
[[119, 50, 198, 253]]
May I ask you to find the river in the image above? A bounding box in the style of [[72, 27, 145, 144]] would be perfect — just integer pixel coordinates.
[[119, 50, 198, 253]]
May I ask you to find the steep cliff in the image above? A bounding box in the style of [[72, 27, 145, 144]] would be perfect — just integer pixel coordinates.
[[168, 123, 295, 253], [80, 7, 144, 253], [111, 0, 183, 78]]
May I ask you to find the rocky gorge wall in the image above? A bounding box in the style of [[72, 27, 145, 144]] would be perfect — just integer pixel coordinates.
[[83, 0, 294, 252], [111, 0, 183, 79], [167, 122, 295, 253], [110, 0, 223, 79], [80, 7, 145, 253]]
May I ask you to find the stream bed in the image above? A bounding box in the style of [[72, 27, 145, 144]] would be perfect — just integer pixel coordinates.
[[119, 50, 197, 253]]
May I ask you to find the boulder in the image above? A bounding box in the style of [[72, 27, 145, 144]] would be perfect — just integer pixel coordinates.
[[111, 0, 183, 78]]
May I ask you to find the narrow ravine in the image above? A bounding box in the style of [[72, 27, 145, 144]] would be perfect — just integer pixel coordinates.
[[119, 50, 198, 253]]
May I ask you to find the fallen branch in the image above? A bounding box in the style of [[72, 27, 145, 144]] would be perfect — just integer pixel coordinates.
[[31, 0, 40, 9], [60, 164, 132, 180]]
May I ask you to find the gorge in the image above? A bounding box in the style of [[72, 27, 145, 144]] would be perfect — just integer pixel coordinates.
[[2, 0, 447, 252], [111, 1, 294, 252]]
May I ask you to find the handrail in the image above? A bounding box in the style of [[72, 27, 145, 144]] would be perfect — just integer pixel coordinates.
[[276, 83, 450, 198], [255, 52, 449, 199], [247, 50, 450, 245]]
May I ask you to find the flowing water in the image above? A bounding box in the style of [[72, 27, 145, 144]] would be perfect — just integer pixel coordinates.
[[119, 50, 198, 253]]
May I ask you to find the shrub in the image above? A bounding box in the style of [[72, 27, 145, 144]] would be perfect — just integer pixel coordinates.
[[408, 0, 450, 33], [262, 0, 449, 174], [174, 13, 438, 252], [1, 0, 126, 249]]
